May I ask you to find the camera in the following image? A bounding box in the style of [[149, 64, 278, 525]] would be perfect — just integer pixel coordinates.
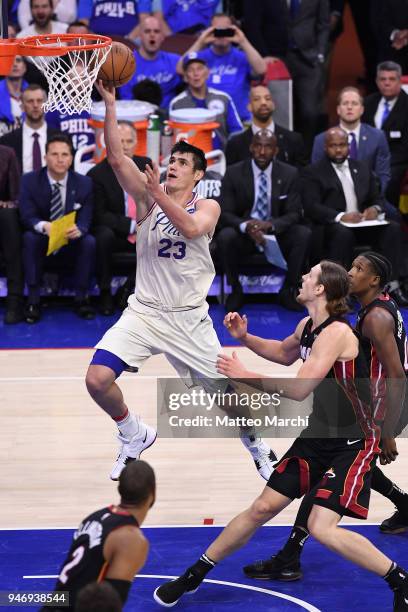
[[213, 28, 235, 38]]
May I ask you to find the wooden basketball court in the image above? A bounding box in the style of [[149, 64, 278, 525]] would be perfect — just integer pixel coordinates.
[[2, 347, 407, 530]]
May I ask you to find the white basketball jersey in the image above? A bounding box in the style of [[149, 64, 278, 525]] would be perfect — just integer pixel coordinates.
[[131, 188, 215, 310]]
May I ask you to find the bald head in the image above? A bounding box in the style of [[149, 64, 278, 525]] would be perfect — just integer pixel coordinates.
[[140, 15, 164, 56], [324, 128, 349, 164], [250, 129, 278, 169]]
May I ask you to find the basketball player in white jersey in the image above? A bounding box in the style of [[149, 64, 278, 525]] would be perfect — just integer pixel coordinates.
[[85, 81, 277, 481]]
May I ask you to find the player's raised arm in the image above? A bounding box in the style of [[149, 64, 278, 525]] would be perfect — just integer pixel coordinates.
[[224, 313, 306, 366], [95, 81, 152, 217]]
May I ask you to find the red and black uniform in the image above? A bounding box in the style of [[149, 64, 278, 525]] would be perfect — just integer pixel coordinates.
[[356, 293, 408, 436], [43, 506, 138, 611], [268, 316, 381, 519]]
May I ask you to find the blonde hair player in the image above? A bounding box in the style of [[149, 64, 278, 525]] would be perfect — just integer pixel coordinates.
[[85, 81, 277, 481]]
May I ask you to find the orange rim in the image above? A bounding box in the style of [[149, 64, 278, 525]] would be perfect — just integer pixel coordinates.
[[18, 33, 112, 55]]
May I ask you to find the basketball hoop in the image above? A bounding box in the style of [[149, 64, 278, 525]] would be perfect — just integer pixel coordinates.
[[0, 34, 112, 115]]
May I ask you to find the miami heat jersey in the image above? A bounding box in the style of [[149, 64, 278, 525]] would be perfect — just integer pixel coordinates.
[[356, 293, 408, 430], [50, 506, 138, 609], [130, 187, 215, 310], [299, 316, 378, 442]]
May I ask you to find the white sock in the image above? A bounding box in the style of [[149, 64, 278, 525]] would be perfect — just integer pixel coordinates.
[[117, 412, 143, 440]]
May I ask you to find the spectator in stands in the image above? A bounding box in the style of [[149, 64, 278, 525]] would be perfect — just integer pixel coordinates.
[[0, 85, 60, 174], [241, 0, 289, 59], [363, 61, 408, 208], [226, 84, 307, 167], [18, 0, 77, 29], [77, 0, 151, 38], [157, 0, 220, 35], [217, 129, 311, 312], [88, 121, 151, 315], [302, 127, 408, 306], [19, 134, 96, 323], [0, 56, 28, 138], [372, 0, 408, 74], [178, 13, 266, 121], [0, 145, 24, 324], [119, 15, 182, 109], [170, 53, 243, 150], [312, 86, 391, 195], [254, 0, 329, 152], [17, 0, 68, 37]]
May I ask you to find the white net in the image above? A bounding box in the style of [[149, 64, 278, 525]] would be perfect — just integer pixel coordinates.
[[24, 37, 111, 115]]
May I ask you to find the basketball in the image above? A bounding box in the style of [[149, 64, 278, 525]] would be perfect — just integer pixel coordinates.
[[97, 41, 136, 88]]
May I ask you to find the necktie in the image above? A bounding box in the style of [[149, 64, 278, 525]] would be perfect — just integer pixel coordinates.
[[50, 183, 64, 221], [253, 172, 269, 221], [32, 132, 42, 171], [381, 100, 390, 127], [290, 0, 301, 19], [337, 164, 358, 213], [348, 132, 358, 160], [127, 193, 137, 244]]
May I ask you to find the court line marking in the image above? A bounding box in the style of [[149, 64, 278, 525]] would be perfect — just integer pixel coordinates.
[[23, 574, 321, 611], [1, 522, 380, 530]]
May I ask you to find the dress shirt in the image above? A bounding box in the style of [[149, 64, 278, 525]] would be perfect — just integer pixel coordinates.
[[239, 160, 273, 233], [374, 97, 398, 129], [22, 122, 47, 174], [339, 122, 361, 152], [251, 120, 275, 135], [331, 160, 358, 221], [34, 172, 68, 234]]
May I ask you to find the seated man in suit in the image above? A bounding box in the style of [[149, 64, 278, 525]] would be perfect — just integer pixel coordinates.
[[0, 145, 24, 324], [363, 61, 408, 208], [312, 86, 391, 195], [225, 85, 307, 168], [19, 134, 96, 323], [88, 121, 151, 315], [0, 84, 60, 173], [302, 127, 408, 306], [217, 129, 311, 312]]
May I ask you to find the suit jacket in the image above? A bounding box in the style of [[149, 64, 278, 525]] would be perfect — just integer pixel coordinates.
[[288, 0, 330, 62], [219, 158, 302, 234], [311, 123, 391, 191], [0, 125, 60, 171], [362, 90, 408, 169], [19, 167, 94, 235], [0, 145, 20, 203], [225, 124, 308, 168], [242, 0, 289, 58], [87, 155, 152, 237], [301, 157, 383, 224]]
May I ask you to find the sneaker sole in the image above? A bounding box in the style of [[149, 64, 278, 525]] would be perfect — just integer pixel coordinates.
[[110, 430, 158, 481], [153, 585, 198, 608], [243, 570, 302, 582]]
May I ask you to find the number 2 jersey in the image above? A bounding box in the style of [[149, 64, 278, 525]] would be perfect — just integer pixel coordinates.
[[130, 187, 215, 311], [47, 506, 138, 610], [356, 293, 408, 434]]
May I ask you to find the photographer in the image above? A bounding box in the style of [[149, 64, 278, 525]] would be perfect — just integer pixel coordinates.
[[177, 13, 266, 121]]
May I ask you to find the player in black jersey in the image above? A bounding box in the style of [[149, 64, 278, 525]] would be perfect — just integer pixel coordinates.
[[243, 251, 408, 584], [153, 260, 408, 611], [42, 460, 155, 611]]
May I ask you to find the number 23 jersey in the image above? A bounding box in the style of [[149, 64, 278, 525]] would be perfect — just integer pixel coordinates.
[[132, 188, 216, 311]]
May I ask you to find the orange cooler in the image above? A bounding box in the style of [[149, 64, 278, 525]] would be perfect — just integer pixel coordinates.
[[89, 100, 157, 162], [168, 108, 219, 154]]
